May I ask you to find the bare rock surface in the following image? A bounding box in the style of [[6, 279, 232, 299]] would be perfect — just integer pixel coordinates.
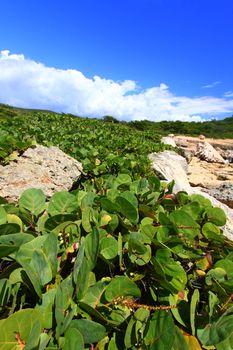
[[202, 182, 233, 209], [0, 145, 83, 202], [149, 151, 233, 240], [149, 151, 190, 193], [161, 136, 176, 147], [195, 142, 226, 163], [188, 157, 233, 187]]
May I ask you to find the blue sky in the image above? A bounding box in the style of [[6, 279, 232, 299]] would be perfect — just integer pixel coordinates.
[[0, 0, 233, 121]]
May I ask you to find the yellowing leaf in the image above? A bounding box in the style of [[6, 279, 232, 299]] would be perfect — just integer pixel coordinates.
[[183, 333, 202, 350], [7, 214, 23, 231], [100, 214, 112, 227]]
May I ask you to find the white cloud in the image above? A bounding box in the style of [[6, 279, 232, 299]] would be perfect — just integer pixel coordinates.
[[224, 91, 233, 98], [201, 81, 221, 88], [0, 50, 233, 122]]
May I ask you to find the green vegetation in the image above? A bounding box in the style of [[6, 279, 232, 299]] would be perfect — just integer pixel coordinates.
[[129, 117, 233, 139], [0, 105, 170, 179], [0, 104, 233, 349]]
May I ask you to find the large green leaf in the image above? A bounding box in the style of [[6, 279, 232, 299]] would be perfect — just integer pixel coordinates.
[[81, 280, 109, 308], [0, 223, 21, 235], [100, 236, 118, 260], [85, 228, 99, 269], [197, 306, 233, 346], [19, 188, 46, 216], [190, 289, 200, 336], [169, 209, 200, 240], [68, 319, 106, 344], [48, 191, 79, 216], [116, 193, 139, 224], [144, 311, 176, 349], [0, 207, 7, 225], [152, 249, 187, 293], [0, 279, 12, 313], [105, 276, 141, 302], [205, 207, 227, 227], [63, 328, 84, 350], [0, 309, 42, 350], [0, 233, 33, 258]]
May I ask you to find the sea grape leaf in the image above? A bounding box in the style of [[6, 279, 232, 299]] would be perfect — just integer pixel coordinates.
[[73, 238, 91, 300], [0, 223, 21, 236], [197, 307, 233, 346], [128, 233, 151, 266], [21, 249, 53, 297], [190, 194, 212, 207], [44, 214, 77, 231], [43, 232, 58, 277], [48, 191, 79, 216], [81, 280, 109, 308], [182, 332, 202, 350], [105, 276, 141, 302], [35, 288, 57, 329], [24, 320, 41, 350], [0, 207, 7, 225], [19, 188, 46, 216], [63, 328, 85, 350], [116, 192, 139, 224], [115, 173, 132, 187], [55, 277, 74, 340], [202, 222, 222, 241], [144, 310, 175, 350], [100, 236, 118, 260], [190, 289, 200, 336], [81, 192, 96, 209], [181, 202, 203, 221], [0, 309, 42, 350], [0, 279, 12, 312], [68, 319, 106, 344], [152, 249, 187, 293], [6, 214, 23, 232], [85, 228, 99, 269], [0, 233, 33, 258], [81, 207, 92, 233], [205, 207, 227, 227], [169, 209, 200, 239]]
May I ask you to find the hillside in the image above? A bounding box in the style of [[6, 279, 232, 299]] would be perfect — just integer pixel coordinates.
[[0, 103, 170, 181]]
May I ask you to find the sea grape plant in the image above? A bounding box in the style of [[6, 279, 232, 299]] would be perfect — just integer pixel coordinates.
[[0, 175, 233, 349]]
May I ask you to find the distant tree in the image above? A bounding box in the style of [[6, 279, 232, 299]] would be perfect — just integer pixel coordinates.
[[103, 115, 119, 123]]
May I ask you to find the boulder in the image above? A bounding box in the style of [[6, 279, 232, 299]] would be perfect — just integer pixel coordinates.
[[161, 136, 176, 147], [175, 139, 189, 148], [0, 145, 83, 202], [195, 142, 226, 163], [202, 182, 233, 209], [149, 151, 233, 240], [149, 151, 190, 193]]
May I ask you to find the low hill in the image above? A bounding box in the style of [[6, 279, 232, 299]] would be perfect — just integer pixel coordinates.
[[1, 102, 232, 138]]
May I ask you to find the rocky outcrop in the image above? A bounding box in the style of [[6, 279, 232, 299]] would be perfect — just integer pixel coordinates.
[[161, 136, 176, 147], [149, 151, 233, 240], [149, 151, 191, 193], [0, 145, 83, 202], [195, 142, 226, 163], [188, 157, 233, 187]]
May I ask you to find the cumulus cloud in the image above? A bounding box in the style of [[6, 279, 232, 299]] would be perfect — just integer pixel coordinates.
[[0, 50, 233, 121]]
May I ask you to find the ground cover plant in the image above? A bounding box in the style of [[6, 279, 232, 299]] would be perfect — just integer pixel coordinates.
[[0, 105, 233, 349], [0, 178, 233, 349]]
